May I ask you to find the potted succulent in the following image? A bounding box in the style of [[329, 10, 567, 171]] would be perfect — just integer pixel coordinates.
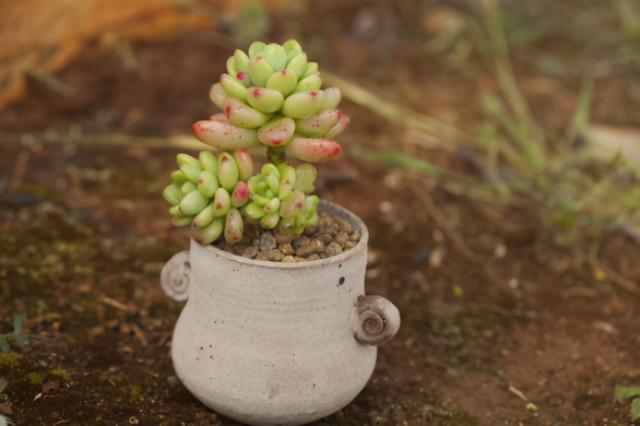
[[160, 40, 400, 426]]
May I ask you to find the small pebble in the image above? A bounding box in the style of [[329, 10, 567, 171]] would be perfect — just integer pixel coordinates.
[[494, 244, 507, 258], [292, 236, 310, 250], [216, 211, 360, 262], [335, 232, 349, 245], [318, 233, 333, 245], [256, 249, 284, 261], [336, 218, 352, 233], [429, 247, 445, 268], [366, 268, 381, 279], [378, 201, 393, 213], [242, 245, 259, 259], [274, 231, 294, 245], [367, 249, 381, 266], [296, 239, 324, 257], [344, 240, 357, 249], [259, 232, 277, 251], [324, 241, 343, 257], [280, 243, 294, 255]]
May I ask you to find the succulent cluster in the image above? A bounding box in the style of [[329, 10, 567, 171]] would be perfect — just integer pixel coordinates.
[[244, 163, 319, 235], [165, 39, 349, 244], [163, 150, 253, 245], [192, 39, 349, 163], [163, 150, 320, 244]]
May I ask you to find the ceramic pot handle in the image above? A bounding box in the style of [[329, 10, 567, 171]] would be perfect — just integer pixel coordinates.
[[160, 251, 191, 302], [353, 295, 401, 346]]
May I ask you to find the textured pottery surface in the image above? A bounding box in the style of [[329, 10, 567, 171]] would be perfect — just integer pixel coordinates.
[[161, 201, 400, 426]]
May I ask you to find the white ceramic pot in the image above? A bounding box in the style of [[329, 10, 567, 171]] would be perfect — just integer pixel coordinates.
[[160, 201, 400, 426]]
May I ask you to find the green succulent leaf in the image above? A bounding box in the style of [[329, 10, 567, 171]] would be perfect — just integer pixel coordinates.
[[286, 52, 307, 79], [233, 49, 250, 72], [282, 90, 324, 119], [248, 56, 274, 87], [180, 181, 197, 194], [296, 109, 340, 137], [226, 56, 238, 76], [212, 187, 231, 217], [224, 98, 270, 129], [209, 83, 227, 109], [261, 43, 288, 71], [233, 149, 254, 181], [244, 202, 266, 220], [163, 184, 183, 205], [177, 153, 200, 168], [280, 190, 305, 219], [283, 39, 302, 59], [266, 69, 297, 96], [247, 87, 284, 113], [193, 203, 216, 228], [170, 170, 188, 185], [193, 217, 224, 245], [303, 62, 318, 77], [264, 197, 281, 213], [224, 208, 244, 243], [172, 215, 194, 227], [220, 73, 248, 101], [193, 119, 259, 150], [231, 181, 250, 207], [294, 164, 317, 193], [197, 171, 219, 198], [295, 74, 322, 93], [260, 211, 280, 229], [179, 191, 209, 215], [320, 87, 342, 111], [248, 41, 266, 59], [257, 116, 295, 147], [261, 163, 280, 178], [180, 162, 204, 183], [199, 151, 218, 175], [218, 152, 240, 190]]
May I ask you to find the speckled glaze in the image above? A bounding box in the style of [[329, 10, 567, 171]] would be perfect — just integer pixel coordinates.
[[161, 201, 400, 426]]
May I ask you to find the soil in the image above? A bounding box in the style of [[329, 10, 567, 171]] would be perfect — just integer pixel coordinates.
[[215, 212, 361, 262], [1, 2, 640, 425]]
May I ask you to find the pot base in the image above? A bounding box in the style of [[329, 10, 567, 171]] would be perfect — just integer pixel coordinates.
[[162, 201, 400, 426]]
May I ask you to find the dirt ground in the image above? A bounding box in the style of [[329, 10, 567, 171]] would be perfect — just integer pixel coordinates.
[[1, 2, 640, 425]]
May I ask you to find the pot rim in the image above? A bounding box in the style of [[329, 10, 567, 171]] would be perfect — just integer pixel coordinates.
[[194, 200, 368, 270]]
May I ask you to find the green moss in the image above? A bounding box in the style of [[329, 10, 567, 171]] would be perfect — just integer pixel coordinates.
[[26, 372, 44, 385], [0, 352, 21, 369], [129, 384, 142, 402], [49, 367, 71, 382]]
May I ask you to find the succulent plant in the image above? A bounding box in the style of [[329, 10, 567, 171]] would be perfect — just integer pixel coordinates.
[[165, 40, 348, 245], [192, 40, 349, 163], [163, 150, 253, 244], [244, 162, 319, 235]]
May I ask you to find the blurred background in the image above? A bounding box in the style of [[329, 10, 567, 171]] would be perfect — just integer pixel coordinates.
[[1, 0, 640, 424]]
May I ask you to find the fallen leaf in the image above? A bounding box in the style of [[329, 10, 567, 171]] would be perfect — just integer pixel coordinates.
[[631, 397, 640, 421], [616, 385, 640, 402], [0, 402, 12, 415], [42, 380, 59, 393]]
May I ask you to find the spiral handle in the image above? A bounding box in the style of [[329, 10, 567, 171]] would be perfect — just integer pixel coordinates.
[[352, 295, 401, 346], [160, 251, 191, 302]]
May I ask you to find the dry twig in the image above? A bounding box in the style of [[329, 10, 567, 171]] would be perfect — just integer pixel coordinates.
[[409, 182, 481, 264], [101, 296, 137, 313], [596, 261, 640, 297]]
